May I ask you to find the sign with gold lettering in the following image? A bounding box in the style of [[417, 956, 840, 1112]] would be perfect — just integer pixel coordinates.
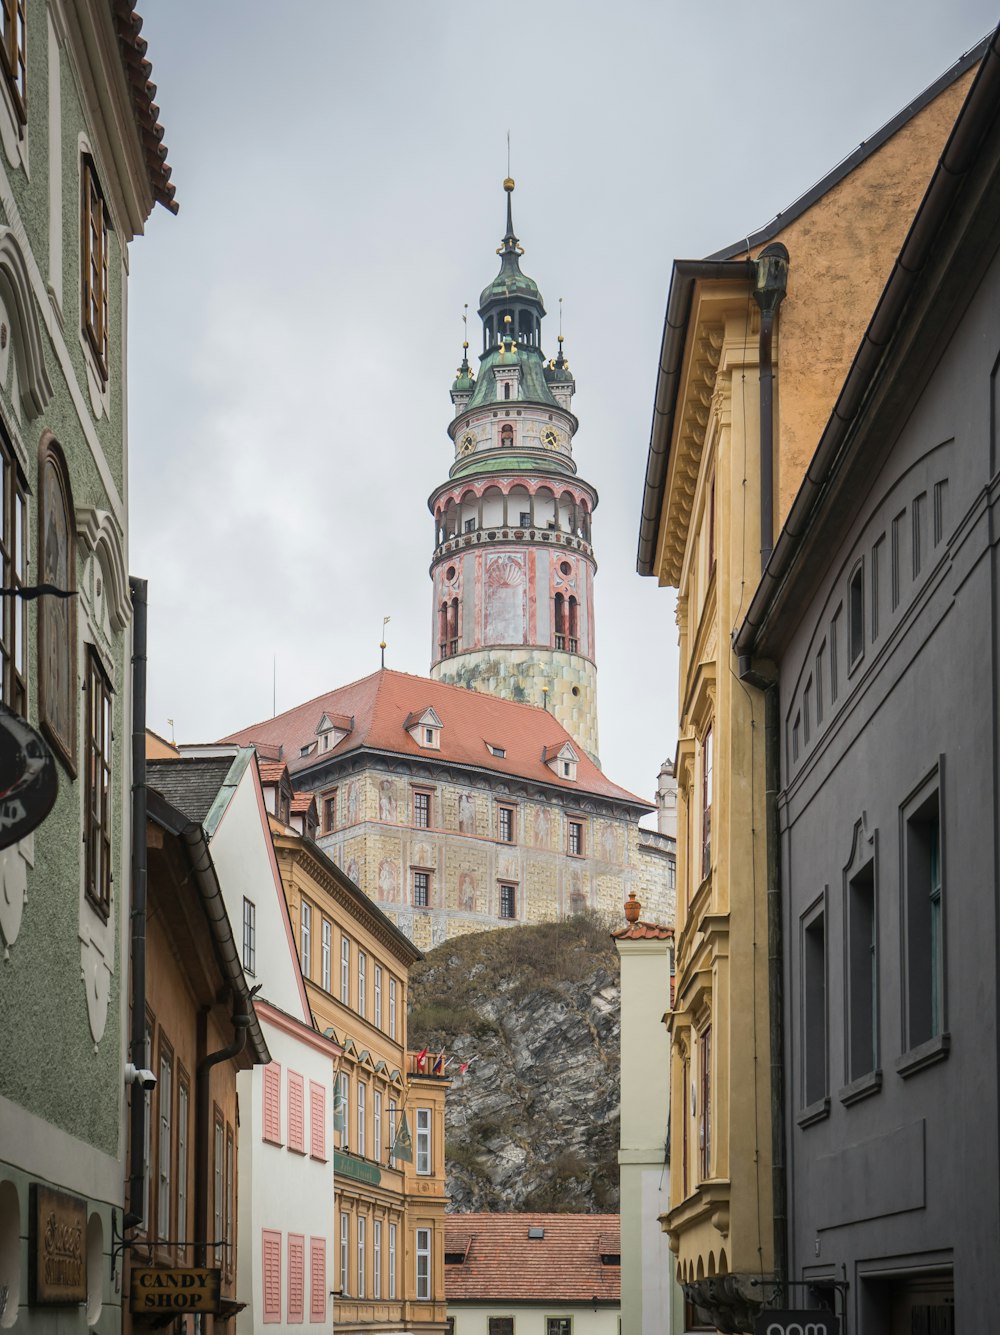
[[30, 1185, 86, 1304], [130, 1267, 221, 1315]]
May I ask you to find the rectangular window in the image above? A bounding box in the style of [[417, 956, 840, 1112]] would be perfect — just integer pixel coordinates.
[[300, 901, 312, 979], [85, 648, 113, 916], [802, 901, 827, 1109], [912, 492, 927, 578], [157, 1047, 173, 1241], [225, 1126, 234, 1276], [847, 860, 878, 1081], [310, 1237, 326, 1322], [374, 1089, 382, 1163], [288, 1071, 306, 1153], [904, 784, 945, 1050], [357, 1082, 366, 1158], [322, 789, 337, 832], [387, 1098, 397, 1167], [336, 1072, 350, 1150], [242, 898, 256, 975], [416, 1107, 431, 1175], [0, 438, 26, 717], [848, 562, 864, 667], [341, 936, 351, 1005], [176, 1079, 189, 1247], [213, 1114, 224, 1266], [497, 804, 516, 843], [388, 1223, 397, 1300], [389, 978, 398, 1040], [357, 1216, 366, 1299], [340, 1213, 349, 1296], [891, 509, 906, 610], [413, 790, 431, 828], [413, 870, 430, 908], [263, 1062, 282, 1145], [701, 726, 713, 880], [374, 965, 383, 1030], [309, 1081, 327, 1161], [568, 820, 583, 856], [499, 883, 516, 920], [0, 0, 26, 121], [416, 1228, 431, 1300], [547, 1321, 573, 1335], [263, 1229, 282, 1323], [489, 1321, 514, 1335], [815, 643, 825, 725], [82, 156, 110, 375], [373, 1220, 382, 1299], [872, 535, 885, 641], [830, 606, 841, 700], [288, 1232, 304, 1321], [802, 680, 812, 747], [321, 918, 332, 992], [358, 951, 367, 1019], [698, 1026, 711, 1181], [933, 479, 948, 546]]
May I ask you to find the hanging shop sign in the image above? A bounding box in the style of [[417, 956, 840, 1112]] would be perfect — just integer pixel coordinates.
[[130, 1267, 221, 1315], [0, 704, 57, 850], [755, 1314, 840, 1335], [29, 1185, 86, 1305]]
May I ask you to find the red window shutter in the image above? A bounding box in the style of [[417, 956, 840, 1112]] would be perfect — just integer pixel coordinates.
[[310, 1237, 327, 1322], [309, 1082, 327, 1161], [262, 1229, 281, 1323], [288, 1071, 306, 1153], [263, 1063, 282, 1145], [288, 1233, 305, 1323]]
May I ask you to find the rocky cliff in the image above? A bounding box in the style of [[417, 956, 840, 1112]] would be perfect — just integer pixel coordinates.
[[408, 915, 621, 1213]]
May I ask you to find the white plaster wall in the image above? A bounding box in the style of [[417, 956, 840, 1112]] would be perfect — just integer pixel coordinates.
[[237, 1020, 335, 1334], [447, 1305, 618, 1335]]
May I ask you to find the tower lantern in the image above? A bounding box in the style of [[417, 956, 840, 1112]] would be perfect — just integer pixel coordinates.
[[427, 181, 599, 761]]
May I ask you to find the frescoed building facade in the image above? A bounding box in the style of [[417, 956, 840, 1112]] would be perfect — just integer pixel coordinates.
[[0, 3, 175, 1331]]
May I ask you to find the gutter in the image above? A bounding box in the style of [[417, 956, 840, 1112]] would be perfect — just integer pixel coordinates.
[[637, 260, 756, 576], [734, 23, 1000, 659], [125, 576, 148, 1230]]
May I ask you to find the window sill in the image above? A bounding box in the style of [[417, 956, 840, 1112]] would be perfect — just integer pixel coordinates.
[[796, 1096, 830, 1128], [838, 1069, 882, 1106], [895, 1032, 950, 1078]]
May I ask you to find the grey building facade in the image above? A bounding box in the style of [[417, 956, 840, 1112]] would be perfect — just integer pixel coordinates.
[[736, 29, 1000, 1333]]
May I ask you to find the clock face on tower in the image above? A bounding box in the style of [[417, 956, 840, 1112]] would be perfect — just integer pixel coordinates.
[[460, 433, 476, 454], [541, 428, 559, 449]]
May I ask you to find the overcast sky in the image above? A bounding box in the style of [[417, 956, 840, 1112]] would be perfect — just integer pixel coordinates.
[[127, 0, 997, 804]]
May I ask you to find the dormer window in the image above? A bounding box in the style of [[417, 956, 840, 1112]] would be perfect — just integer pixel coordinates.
[[543, 741, 579, 782], [487, 743, 506, 759], [314, 711, 354, 753], [405, 707, 443, 750]]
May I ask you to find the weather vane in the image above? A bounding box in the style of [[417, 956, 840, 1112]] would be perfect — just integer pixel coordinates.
[[380, 616, 390, 669]]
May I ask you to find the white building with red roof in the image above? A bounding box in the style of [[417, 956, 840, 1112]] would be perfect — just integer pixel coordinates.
[[444, 1213, 620, 1335], [223, 668, 673, 950]]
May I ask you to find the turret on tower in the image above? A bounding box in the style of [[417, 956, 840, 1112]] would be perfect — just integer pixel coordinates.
[[428, 180, 600, 762]]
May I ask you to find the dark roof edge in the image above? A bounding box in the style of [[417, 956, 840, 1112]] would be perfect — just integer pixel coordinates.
[[636, 259, 756, 577], [735, 22, 1000, 658], [147, 788, 271, 1065], [706, 34, 990, 261]]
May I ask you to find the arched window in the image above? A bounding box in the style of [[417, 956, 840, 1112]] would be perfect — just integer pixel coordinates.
[[554, 592, 566, 650], [568, 596, 578, 652], [37, 435, 76, 767], [449, 597, 459, 656], [500, 424, 513, 449]]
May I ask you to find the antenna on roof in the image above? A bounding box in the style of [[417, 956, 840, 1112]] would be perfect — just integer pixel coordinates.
[[272, 655, 276, 718], [380, 616, 390, 670]]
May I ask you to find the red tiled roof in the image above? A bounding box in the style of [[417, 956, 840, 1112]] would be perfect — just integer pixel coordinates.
[[258, 761, 288, 785], [291, 791, 316, 815], [611, 921, 674, 940], [444, 1214, 620, 1304], [221, 670, 651, 809], [111, 2, 177, 214]]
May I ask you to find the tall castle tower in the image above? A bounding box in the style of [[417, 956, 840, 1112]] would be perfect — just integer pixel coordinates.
[[428, 180, 600, 760]]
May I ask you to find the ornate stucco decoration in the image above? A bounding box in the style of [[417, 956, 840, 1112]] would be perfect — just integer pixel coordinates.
[[75, 505, 131, 633], [0, 228, 54, 418]]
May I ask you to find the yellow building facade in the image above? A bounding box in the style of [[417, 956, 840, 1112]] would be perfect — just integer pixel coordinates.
[[272, 821, 451, 1335], [637, 50, 980, 1331]]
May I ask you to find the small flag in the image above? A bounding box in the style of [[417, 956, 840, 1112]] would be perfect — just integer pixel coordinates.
[[459, 1062, 469, 1075], [415, 1047, 428, 1071], [390, 1112, 413, 1163], [433, 1052, 444, 1075], [333, 1077, 346, 1133]]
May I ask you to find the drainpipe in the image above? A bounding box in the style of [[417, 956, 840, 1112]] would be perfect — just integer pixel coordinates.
[[753, 244, 789, 573], [125, 576, 148, 1230], [737, 655, 786, 1295], [195, 993, 256, 1267]]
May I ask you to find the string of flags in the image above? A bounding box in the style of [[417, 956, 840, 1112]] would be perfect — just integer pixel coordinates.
[[414, 1048, 479, 1076]]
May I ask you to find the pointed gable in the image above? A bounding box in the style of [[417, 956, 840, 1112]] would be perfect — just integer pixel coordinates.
[[403, 706, 443, 750]]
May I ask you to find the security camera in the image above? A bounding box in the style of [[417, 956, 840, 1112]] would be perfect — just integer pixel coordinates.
[[125, 1064, 157, 1091]]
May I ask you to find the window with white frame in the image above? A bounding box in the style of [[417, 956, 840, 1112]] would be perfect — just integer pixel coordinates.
[[242, 899, 256, 975], [416, 1107, 431, 1175], [322, 918, 332, 992], [357, 1082, 366, 1158], [358, 950, 367, 1019], [374, 965, 383, 1030], [213, 1115, 224, 1266], [387, 1098, 397, 1167], [388, 1223, 397, 1300], [300, 901, 312, 978], [357, 1216, 366, 1299], [374, 1089, 382, 1163], [337, 1071, 350, 1150], [176, 1080, 189, 1241], [389, 978, 397, 1039], [341, 936, 351, 1004], [373, 1219, 382, 1299], [157, 1048, 172, 1240], [416, 1228, 431, 1300], [340, 1213, 349, 1295], [0, 0, 26, 123]]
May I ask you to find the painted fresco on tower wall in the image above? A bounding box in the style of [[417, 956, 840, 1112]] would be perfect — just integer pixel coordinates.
[[485, 554, 527, 644]]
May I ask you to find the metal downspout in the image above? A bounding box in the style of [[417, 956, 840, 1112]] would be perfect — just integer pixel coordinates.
[[753, 245, 789, 573], [194, 1002, 252, 1268], [763, 681, 786, 1292], [125, 576, 148, 1230]]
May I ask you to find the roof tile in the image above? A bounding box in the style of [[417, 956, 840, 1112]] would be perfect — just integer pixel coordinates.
[[444, 1213, 620, 1304]]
